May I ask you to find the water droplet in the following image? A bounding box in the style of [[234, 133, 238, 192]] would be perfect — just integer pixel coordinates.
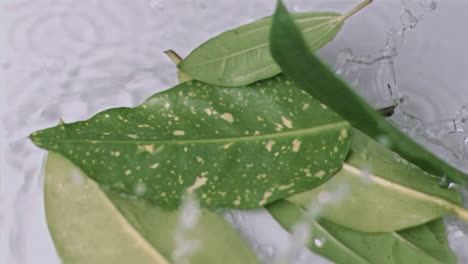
[[335, 48, 353, 75], [256, 245, 274, 259], [438, 176, 449, 188], [172, 193, 201, 264], [134, 182, 147, 195], [360, 168, 372, 184], [317, 191, 331, 204], [70, 170, 84, 185], [386, 29, 405, 56], [400, 9, 419, 29], [376, 135, 392, 147], [39, 104, 62, 122], [448, 182, 457, 189], [460, 137, 468, 161], [455, 103, 468, 132], [420, 0, 438, 12], [112, 182, 126, 190], [314, 238, 325, 248]]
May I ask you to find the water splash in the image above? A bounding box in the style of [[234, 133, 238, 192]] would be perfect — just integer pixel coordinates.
[[334, 1, 468, 260], [392, 101, 468, 171], [274, 222, 310, 264], [274, 185, 348, 264], [335, 0, 468, 171], [335, 0, 439, 109], [172, 193, 201, 264], [334, 0, 468, 169]]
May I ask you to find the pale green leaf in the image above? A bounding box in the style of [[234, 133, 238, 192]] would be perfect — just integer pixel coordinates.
[[267, 200, 457, 264], [31, 76, 350, 209], [44, 152, 260, 264], [287, 129, 467, 232], [178, 1, 371, 86]]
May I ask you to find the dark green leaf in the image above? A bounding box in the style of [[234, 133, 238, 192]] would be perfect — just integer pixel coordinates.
[[267, 200, 457, 264], [31, 75, 350, 209], [178, 0, 371, 86], [45, 152, 260, 264], [269, 0, 468, 185], [288, 129, 467, 232]]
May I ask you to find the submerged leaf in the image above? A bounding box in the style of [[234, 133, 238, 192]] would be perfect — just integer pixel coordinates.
[[31, 76, 350, 209], [44, 152, 259, 264], [287, 129, 467, 232], [267, 200, 457, 264], [269, 0, 468, 185], [178, 1, 371, 86]]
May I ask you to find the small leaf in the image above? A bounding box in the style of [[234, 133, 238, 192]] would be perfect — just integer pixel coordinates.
[[44, 152, 260, 264], [31, 76, 350, 209], [287, 129, 468, 232], [269, 0, 468, 185], [178, 0, 371, 86], [267, 200, 457, 264]]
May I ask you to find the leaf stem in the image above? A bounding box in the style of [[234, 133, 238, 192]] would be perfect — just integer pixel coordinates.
[[454, 206, 468, 221], [164, 50, 193, 82], [341, 0, 373, 21], [164, 50, 183, 65]]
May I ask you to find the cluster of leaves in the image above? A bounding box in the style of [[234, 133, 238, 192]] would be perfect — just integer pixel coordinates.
[[31, 0, 468, 263]]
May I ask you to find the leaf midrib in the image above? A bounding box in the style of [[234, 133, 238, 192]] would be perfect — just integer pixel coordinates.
[[94, 182, 171, 263], [310, 208, 445, 264], [341, 163, 465, 216], [46, 121, 349, 145], [311, 218, 372, 264], [183, 16, 342, 68], [391, 232, 443, 263]]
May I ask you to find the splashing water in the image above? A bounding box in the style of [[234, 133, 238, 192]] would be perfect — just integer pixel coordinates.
[[172, 193, 201, 264], [335, 0, 468, 175], [274, 184, 349, 264], [334, 0, 468, 262]]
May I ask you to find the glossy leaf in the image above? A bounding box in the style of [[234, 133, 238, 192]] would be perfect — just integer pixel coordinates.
[[178, 0, 372, 86], [44, 152, 260, 264], [267, 200, 457, 264], [31, 76, 351, 209], [287, 129, 468, 232], [269, 0, 468, 185]]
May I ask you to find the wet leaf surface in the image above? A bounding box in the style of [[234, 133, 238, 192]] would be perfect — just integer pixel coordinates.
[[287, 129, 467, 232], [32, 76, 350, 209], [44, 152, 260, 264], [267, 200, 457, 264]]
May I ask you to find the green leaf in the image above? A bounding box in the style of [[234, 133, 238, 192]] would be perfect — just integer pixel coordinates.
[[269, 0, 468, 185], [287, 129, 468, 232], [31, 75, 351, 209], [267, 200, 457, 264], [44, 152, 260, 264], [178, 1, 371, 87]]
